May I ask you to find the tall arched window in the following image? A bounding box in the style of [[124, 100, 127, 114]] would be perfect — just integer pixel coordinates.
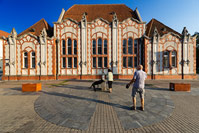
[[98, 38, 102, 54], [123, 39, 127, 54], [92, 40, 96, 54], [104, 39, 107, 54], [92, 38, 108, 68], [123, 37, 138, 68], [68, 38, 72, 55], [172, 51, 177, 67], [31, 52, 35, 68], [163, 51, 169, 68], [62, 40, 66, 55], [24, 52, 28, 68], [74, 40, 77, 55], [128, 38, 133, 54]]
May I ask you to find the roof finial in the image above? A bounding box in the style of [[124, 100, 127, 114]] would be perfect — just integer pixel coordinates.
[[11, 28, 17, 38]]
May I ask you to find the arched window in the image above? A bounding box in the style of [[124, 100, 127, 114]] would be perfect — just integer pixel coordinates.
[[92, 40, 96, 54], [172, 51, 177, 67], [164, 51, 169, 68], [123, 39, 127, 54], [31, 52, 35, 68], [62, 40, 66, 55], [68, 38, 72, 55], [128, 38, 133, 54], [24, 52, 28, 68], [98, 38, 102, 54], [104, 39, 107, 54]]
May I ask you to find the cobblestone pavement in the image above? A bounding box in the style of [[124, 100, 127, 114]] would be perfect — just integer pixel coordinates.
[[0, 80, 199, 133]]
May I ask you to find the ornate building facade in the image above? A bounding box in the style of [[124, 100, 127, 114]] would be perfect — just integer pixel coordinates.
[[1, 4, 197, 80]]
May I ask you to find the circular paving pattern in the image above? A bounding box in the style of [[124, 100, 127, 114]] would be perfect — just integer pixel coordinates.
[[34, 81, 174, 130], [109, 83, 175, 130]]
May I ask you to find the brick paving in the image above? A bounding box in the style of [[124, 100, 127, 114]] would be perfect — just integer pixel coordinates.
[[0, 80, 199, 133]]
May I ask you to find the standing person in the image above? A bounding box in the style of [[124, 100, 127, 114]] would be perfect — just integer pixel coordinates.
[[126, 65, 147, 111], [107, 69, 113, 93]]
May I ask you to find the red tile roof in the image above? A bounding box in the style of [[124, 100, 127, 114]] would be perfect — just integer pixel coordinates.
[[0, 30, 9, 38], [18, 18, 53, 37], [63, 4, 139, 22], [146, 18, 181, 38]]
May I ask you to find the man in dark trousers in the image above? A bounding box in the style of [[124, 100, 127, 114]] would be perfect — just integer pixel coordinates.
[[126, 65, 147, 111]]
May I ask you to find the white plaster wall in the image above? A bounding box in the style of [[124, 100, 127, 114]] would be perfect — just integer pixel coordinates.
[[0, 40, 3, 71], [48, 45, 53, 75], [17, 45, 21, 75], [87, 28, 91, 74], [37, 45, 41, 75], [5, 45, 9, 75], [0, 40, 2, 59], [147, 44, 151, 74], [189, 44, 194, 73]]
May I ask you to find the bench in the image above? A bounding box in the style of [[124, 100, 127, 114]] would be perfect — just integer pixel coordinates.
[[169, 83, 191, 92], [22, 83, 42, 92]]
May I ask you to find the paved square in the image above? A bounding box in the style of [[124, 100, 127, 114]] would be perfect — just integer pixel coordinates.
[[0, 79, 199, 132]]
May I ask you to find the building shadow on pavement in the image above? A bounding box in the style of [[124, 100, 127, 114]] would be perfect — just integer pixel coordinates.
[[42, 91, 131, 111]]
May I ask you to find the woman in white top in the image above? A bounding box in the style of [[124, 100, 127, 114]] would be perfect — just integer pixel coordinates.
[[107, 69, 113, 93]]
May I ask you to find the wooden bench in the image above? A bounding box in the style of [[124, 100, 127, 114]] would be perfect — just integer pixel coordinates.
[[22, 83, 42, 92], [169, 83, 191, 92]]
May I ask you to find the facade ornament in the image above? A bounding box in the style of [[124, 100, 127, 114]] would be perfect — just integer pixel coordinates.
[[8, 61, 15, 66], [112, 12, 118, 28], [39, 28, 47, 45], [40, 61, 46, 66], [81, 12, 87, 28], [9, 28, 17, 45]]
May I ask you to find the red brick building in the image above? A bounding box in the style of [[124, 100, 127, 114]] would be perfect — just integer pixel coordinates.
[[1, 4, 197, 80]]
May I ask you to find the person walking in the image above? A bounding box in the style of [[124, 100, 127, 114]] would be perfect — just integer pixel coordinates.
[[107, 69, 113, 93], [126, 65, 147, 111]]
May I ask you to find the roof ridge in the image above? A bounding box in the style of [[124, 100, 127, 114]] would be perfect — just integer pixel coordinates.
[[18, 18, 49, 37], [73, 4, 126, 5], [152, 18, 181, 35], [148, 19, 154, 37]]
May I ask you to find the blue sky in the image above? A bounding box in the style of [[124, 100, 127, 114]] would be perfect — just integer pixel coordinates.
[[0, 0, 198, 35]]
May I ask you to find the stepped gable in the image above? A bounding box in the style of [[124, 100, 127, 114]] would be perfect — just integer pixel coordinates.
[[62, 4, 139, 22], [18, 18, 53, 37], [146, 18, 181, 38], [0, 30, 9, 38]]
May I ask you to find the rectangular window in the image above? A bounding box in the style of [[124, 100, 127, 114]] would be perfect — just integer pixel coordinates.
[[32, 52, 35, 68], [68, 39, 72, 55], [123, 57, 126, 68], [123, 40, 127, 54], [62, 57, 66, 68], [24, 52, 28, 68], [74, 40, 77, 55], [134, 40, 138, 54], [62, 40, 66, 55], [98, 38, 102, 54], [128, 38, 133, 54], [104, 57, 107, 68], [93, 40, 96, 54], [164, 52, 169, 68], [74, 57, 77, 68], [68, 57, 72, 68], [134, 56, 137, 68], [93, 57, 96, 68], [128, 57, 133, 68], [104, 40, 107, 54], [98, 57, 102, 68], [172, 51, 176, 67]]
